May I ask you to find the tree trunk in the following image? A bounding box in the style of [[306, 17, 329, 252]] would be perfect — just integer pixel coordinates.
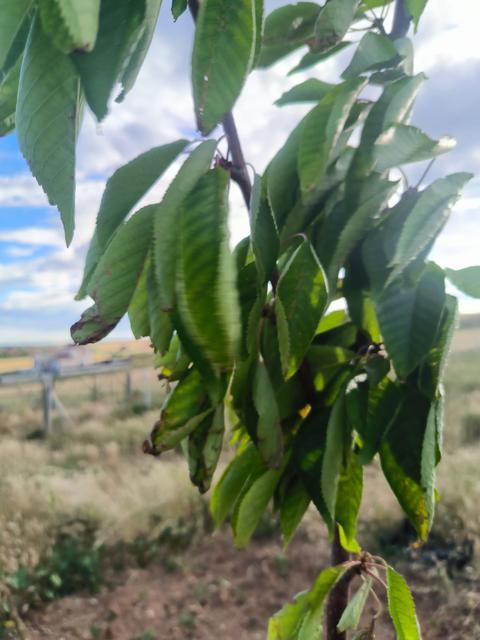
[[325, 527, 350, 640]]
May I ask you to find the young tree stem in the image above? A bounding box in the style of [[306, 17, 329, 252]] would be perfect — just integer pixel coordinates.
[[326, 527, 351, 640], [325, 2, 412, 636], [390, 0, 411, 39]]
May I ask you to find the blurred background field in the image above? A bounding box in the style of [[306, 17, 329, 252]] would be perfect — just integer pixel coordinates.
[[0, 326, 479, 639]]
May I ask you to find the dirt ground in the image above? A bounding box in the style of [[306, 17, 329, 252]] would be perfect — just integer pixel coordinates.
[[23, 529, 479, 640]]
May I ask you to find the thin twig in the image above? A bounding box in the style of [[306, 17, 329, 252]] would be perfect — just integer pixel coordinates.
[[188, 0, 252, 207], [365, 568, 388, 590], [415, 158, 436, 189]]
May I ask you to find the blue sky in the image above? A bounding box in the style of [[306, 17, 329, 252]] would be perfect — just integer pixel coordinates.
[[0, 0, 479, 345]]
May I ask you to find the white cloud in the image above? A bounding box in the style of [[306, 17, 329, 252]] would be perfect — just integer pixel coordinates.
[[415, 0, 480, 70], [0, 174, 48, 207], [0, 228, 63, 247], [0, 289, 81, 311], [4, 246, 35, 258]]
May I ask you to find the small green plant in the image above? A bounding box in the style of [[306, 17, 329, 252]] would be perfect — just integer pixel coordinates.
[[3, 0, 479, 637], [129, 632, 157, 640], [178, 610, 197, 631], [6, 531, 102, 605]]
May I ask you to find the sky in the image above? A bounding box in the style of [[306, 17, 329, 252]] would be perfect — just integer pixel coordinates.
[[0, 0, 479, 345]]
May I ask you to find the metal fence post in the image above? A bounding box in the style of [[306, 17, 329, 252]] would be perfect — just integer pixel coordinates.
[[42, 374, 54, 436], [125, 370, 132, 401], [143, 369, 152, 408]]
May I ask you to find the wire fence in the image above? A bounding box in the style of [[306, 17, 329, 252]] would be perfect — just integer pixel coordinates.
[[0, 362, 163, 437]]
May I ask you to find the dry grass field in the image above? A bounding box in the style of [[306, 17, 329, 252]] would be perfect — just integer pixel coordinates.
[[0, 328, 479, 639]]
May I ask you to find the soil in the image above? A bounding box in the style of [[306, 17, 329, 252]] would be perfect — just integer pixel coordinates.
[[23, 529, 480, 640]]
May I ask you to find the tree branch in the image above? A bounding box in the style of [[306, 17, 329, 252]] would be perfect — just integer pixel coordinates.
[[326, 527, 352, 640], [390, 0, 411, 39], [188, 0, 252, 207]]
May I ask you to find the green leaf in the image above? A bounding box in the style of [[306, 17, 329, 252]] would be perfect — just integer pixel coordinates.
[[253, 360, 283, 468], [234, 468, 281, 547], [0, 0, 32, 70], [380, 439, 429, 540], [154, 335, 189, 378], [335, 452, 363, 552], [298, 78, 366, 194], [355, 379, 402, 465], [307, 345, 354, 392], [356, 74, 425, 171], [17, 16, 81, 246], [294, 408, 333, 529], [288, 41, 352, 75], [151, 368, 212, 452], [267, 122, 301, 229], [96, 140, 188, 249], [445, 266, 480, 299], [421, 397, 440, 532], [323, 176, 397, 283], [321, 392, 348, 521], [39, 1, 76, 55], [279, 477, 311, 545], [267, 565, 346, 640], [192, 0, 255, 134], [70, 304, 118, 345], [147, 266, 174, 354], [342, 32, 399, 79], [171, 0, 187, 20], [389, 174, 472, 282], [252, 0, 265, 66], [337, 577, 372, 632], [314, 0, 359, 53], [72, 0, 145, 120], [275, 78, 336, 106], [0, 57, 20, 137], [386, 567, 421, 640], [380, 389, 432, 539], [75, 235, 101, 300], [406, 0, 428, 29], [419, 295, 458, 399], [268, 591, 310, 640], [210, 444, 262, 527], [40, 0, 101, 53], [377, 264, 446, 378], [86, 205, 154, 330], [317, 310, 349, 333], [177, 168, 241, 366], [373, 124, 455, 171], [128, 251, 151, 339], [360, 0, 394, 8], [154, 139, 217, 311], [236, 262, 262, 356], [276, 240, 329, 378], [188, 403, 225, 493], [345, 287, 381, 344], [257, 2, 321, 69], [361, 188, 420, 294], [172, 309, 223, 404], [117, 0, 163, 101], [249, 174, 278, 284]]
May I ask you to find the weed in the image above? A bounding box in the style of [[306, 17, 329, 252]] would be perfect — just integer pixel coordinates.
[[273, 553, 289, 576], [178, 611, 196, 630], [129, 632, 156, 640], [6, 523, 102, 607]]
